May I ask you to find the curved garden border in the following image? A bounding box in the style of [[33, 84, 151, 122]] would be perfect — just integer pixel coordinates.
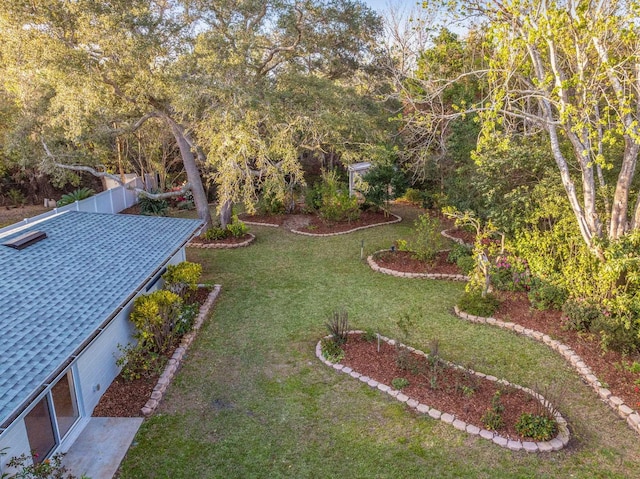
[[453, 306, 640, 436], [187, 233, 256, 249], [242, 220, 280, 228], [141, 284, 222, 416], [290, 213, 402, 237], [316, 331, 570, 452], [441, 228, 473, 247], [367, 250, 469, 282]]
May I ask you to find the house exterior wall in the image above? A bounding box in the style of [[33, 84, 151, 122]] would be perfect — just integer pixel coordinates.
[[0, 246, 190, 473]]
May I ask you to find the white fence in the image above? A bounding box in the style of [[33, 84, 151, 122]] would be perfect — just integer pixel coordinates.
[[0, 178, 143, 236]]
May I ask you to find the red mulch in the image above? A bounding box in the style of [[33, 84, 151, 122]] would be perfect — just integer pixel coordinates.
[[341, 334, 550, 440], [492, 291, 640, 412], [190, 233, 252, 245], [446, 228, 476, 244], [373, 250, 463, 275], [92, 287, 212, 417], [301, 210, 398, 234]]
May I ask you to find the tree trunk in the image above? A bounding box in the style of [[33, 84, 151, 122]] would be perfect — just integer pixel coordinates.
[[610, 140, 640, 238], [164, 116, 213, 230], [219, 199, 233, 228]]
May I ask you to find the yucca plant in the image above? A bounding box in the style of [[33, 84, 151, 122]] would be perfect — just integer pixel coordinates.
[[57, 187, 95, 206]]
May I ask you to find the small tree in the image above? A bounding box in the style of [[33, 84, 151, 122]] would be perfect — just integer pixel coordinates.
[[359, 164, 407, 213]]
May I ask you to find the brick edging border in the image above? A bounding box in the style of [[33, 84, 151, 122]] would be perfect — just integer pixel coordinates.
[[453, 306, 640, 436], [141, 284, 222, 416], [367, 250, 469, 281], [290, 213, 402, 237], [187, 233, 255, 249], [242, 221, 280, 228], [316, 331, 570, 452], [441, 228, 474, 247]]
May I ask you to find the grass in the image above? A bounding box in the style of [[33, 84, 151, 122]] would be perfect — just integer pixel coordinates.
[[119, 206, 640, 478]]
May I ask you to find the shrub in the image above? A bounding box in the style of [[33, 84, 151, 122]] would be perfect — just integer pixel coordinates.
[[482, 391, 505, 430], [313, 170, 361, 223], [362, 329, 377, 342], [456, 256, 476, 275], [203, 226, 228, 241], [515, 413, 557, 441], [391, 377, 410, 390], [175, 303, 199, 337], [528, 279, 568, 310], [562, 299, 603, 332], [359, 164, 407, 211], [5, 452, 83, 479], [447, 243, 473, 264], [490, 255, 531, 292], [138, 194, 169, 216], [130, 290, 183, 353], [116, 343, 164, 381], [326, 309, 349, 346], [226, 215, 249, 238], [7, 188, 26, 207], [457, 291, 500, 317], [57, 187, 95, 207], [408, 214, 445, 262], [320, 337, 344, 363], [162, 261, 202, 298], [402, 188, 425, 205]]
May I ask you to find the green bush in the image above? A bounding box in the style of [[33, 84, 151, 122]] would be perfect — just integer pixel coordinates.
[[447, 243, 473, 264], [482, 390, 505, 430], [562, 299, 603, 332], [408, 214, 445, 262], [391, 377, 410, 390], [162, 261, 202, 297], [528, 279, 568, 310], [138, 194, 169, 216], [5, 452, 84, 479], [319, 190, 360, 223], [457, 291, 500, 317], [57, 187, 95, 206], [456, 255, 476, 275], [203, 226, 228, 240], [130, 290, 183, 353], [515, 413, 557, 441], [402, 188, 425, 205], [116, 343, 164, 381], [320, 337, 344, 363], [227, 215, 249, 238]]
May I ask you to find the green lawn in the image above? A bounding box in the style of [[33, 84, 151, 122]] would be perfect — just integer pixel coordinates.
[[119, 206, 640, 478]]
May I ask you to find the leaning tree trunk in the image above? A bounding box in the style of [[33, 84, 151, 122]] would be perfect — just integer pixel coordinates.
[[164, 116, 213, 231]]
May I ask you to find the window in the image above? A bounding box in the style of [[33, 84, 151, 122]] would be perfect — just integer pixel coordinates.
[[24, 398, 56, 463], [51, 371, 79, 438]]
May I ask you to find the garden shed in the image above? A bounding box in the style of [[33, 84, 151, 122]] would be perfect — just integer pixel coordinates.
[[0, 210, 202, 471], [348, 162, 371, 196]]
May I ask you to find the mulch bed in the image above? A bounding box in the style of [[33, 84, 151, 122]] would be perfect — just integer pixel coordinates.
[[492, 291, 640, 412], [238, 212, 286, 226], [92, 286, 212, 417], [446, 228, 476, 244], [300, 210, 398, 234], [341, 334, 551, 441], [373, 250, 463, 275]]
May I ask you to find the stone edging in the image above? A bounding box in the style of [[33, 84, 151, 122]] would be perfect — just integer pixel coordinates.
[[290, 213, 402, 237], [242, 220, 280, 228], [367, 250, 469, 281], [441, 228, 473, 247], [187, 233, 255, 249], [453, 306, 640, 436], [316, 331, 570, 452], [141, 284, 222, 416]]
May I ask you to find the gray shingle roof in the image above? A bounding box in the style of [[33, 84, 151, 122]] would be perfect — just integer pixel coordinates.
[[0, 211, 202, 427]]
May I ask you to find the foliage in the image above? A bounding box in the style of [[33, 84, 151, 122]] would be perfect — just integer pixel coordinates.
[[406, 214, 446, 262], [391, 377, 410, 390], [446, 243, 473, 265], [56, 187, 95, 207], [162, 262, 202, 298], [489, 254, 531, 292], [362, 330, 377, 342], [457, 292, 500, 318], [320, 337, 344, 363], [528, 279, 568, 311], [325, 309, 349, 346], [456, 256, 476, 275], [401, 188, 426, 206], [130, 290, 183, 353], [359, 164, 407, 212], [203, 227, 228, 241], [174, 303, 199, 337], [138, 194, 169, 217], [3, 453, 82, 479], [481, 391, 505, 431], [561, 299, 604, 333], [314, 170, 361, 223], [7, 189, 26, 207], [226, 215, 249, 238], [515, 414, 557, 441], [116, 343, 164, 382]]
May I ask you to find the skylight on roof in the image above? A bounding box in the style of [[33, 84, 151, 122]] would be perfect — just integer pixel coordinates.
[[2, 230, 47, 250]]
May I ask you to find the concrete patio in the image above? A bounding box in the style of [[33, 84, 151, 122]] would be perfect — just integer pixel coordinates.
[[61, 417, 143, 479]]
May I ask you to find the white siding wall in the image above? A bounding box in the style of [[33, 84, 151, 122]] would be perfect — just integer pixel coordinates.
[[0, 420, 30, 474]]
